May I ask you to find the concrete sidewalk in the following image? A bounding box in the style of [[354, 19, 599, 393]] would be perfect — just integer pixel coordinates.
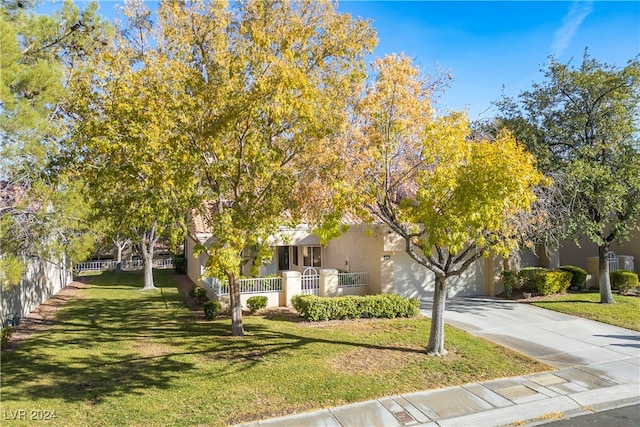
[[236, 297, 640, 427]]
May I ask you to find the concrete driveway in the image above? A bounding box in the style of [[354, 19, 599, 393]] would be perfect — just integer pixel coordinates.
[[422, 297, 640, 370]]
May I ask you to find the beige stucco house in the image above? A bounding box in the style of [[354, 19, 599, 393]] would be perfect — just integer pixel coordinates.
[[517, 220, 639, 288], [185, 216, 503, 308], [558, 227, 639, 288]]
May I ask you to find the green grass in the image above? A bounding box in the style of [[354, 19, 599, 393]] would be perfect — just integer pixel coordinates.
[[531, 291, 640, 331], [1, 270, 549, 426], [75, 270, 105, 277]]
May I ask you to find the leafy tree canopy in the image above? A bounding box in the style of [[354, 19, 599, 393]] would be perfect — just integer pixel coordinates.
[[1, 0, 112, 286], [497, 51, 640, 303], [68, 0, 197, 289], [348, 54, 544, 354]]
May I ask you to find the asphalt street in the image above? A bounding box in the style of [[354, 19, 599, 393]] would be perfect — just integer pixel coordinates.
[[541, 403, 640, 426]]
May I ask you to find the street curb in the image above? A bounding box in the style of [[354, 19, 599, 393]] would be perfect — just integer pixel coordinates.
[[520, 397, 640, 426]]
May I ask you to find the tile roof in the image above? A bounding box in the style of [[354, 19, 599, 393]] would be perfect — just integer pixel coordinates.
[[190, 201, 373, 235]]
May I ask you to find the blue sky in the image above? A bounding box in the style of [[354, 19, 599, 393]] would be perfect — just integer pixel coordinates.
[[336, 1, 639, 119], [42, 0, 640, 119]]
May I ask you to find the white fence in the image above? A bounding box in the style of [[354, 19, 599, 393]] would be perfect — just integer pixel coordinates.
[[75, 258, 173, 272], [76, 260, 117, 271], [205, 276, 283, 296], [338, 272, 368, 287], [204, 272, 368, 297], [199, 269, 371, 308]]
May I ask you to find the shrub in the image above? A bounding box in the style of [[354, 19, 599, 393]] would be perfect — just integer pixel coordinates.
[[203, 301, 222, 320], [291, 294, 419, 322], [610, 270, 639, 293], [190, 286, 209, 303], [535, 270, 572, 296], [1, 326, 14, 348], [500, 270, 518, 297], [173, 255, 186, 274], [246, 296, 268, 313], [518, 267, 547, 292], [558, 265, 587, 290]]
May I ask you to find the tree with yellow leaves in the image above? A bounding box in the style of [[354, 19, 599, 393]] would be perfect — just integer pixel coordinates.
[[69, 0, 197, 290], [127, 0, 375, 334], [70, 0, 374, 328], [349, 54, 544, 355]]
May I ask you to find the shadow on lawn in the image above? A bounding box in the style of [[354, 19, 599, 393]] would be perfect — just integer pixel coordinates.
[[1, 270, 433, 404], [1, 271, 207, 403], [1, 348, 195, 405]]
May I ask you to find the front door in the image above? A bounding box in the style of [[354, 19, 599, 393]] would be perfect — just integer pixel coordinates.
[[277, 246, 290, 271]]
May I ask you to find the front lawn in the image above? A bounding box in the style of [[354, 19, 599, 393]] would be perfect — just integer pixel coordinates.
[[1, 270, 549, 426], [530, 291, 640, 331]]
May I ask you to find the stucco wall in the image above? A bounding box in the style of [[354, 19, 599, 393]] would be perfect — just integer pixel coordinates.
[[323, 226, 385, 294], [520, 248, 542, 268], [214, 292, 282, 309], [1, 256, 71, 326], [185, 236, 212, 288], [559, 230, 640, 273]]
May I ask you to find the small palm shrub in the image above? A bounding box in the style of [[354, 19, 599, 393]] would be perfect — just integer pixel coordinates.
[[1, 326, 14, 349], [246, 296, 268, 313], [518, 267, 547, 292], [190, 286, 209, 303], [203, 301, 222, 320], [500, 270, 518, 297]]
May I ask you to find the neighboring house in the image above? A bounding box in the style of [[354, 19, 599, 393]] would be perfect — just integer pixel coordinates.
[[558, 220, 639, 272], [558, 225, 639, 288], [517, 220, 639, 288], [185, 212, 503, 308]]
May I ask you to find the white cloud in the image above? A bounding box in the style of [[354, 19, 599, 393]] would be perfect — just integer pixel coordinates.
[[552, 1, 594, 57]]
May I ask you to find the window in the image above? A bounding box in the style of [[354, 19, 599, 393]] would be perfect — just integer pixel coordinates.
[[292, 246, 299, 266], [302, 246, 321, 267]]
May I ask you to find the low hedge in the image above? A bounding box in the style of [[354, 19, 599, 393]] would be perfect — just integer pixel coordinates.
[[535, 270, 572, 295], [291, 294, 420, 322], [558, 265, 587, 290], [518, 267, 547, 292], [610, 270, 639, 293]]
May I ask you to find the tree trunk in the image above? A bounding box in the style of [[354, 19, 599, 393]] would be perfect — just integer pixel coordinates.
[[141, 238, 157, 290], [426, 274, 448, 356], [598, 244, 615, 304], [227, 271, 245, 336], [143, 254, 156, 290], [116, 244, 123, 273]]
